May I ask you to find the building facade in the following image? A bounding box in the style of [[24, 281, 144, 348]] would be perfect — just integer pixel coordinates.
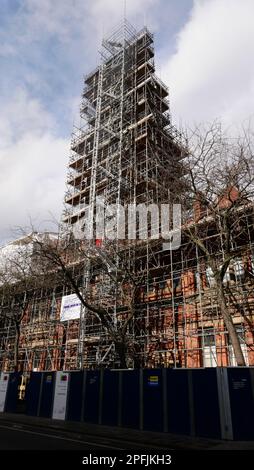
[[0, 22, 254, 372]]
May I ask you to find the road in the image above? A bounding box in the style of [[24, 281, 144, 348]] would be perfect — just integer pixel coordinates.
[[0, 421, 125, 450]]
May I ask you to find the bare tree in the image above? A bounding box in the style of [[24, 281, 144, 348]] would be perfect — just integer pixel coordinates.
[[0, 236, 38, 370], [31, 233, 149, 368], [182, 122, 254, 366]]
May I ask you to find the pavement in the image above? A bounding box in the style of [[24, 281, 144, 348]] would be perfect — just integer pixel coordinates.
[[0, 412, 254, 450]]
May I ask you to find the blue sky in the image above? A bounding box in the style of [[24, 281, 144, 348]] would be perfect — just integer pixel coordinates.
[[0, 0, 192, 137], [0, 0, 254, 243]]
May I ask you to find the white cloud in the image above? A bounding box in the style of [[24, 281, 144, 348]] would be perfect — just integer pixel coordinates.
[[0, 89, 55, 148], [3, 0, 253, 245], [161, 0, 254, 129], [0, 0, 161, 244], [89, 0, 159, 36], [11, 0, 159, 48], [0, 89, 68, 243]]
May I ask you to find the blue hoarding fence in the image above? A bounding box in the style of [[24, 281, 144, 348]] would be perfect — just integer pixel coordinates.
[[1, 367, 254, 440]]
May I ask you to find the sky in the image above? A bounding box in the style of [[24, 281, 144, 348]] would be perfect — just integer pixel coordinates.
[[0, 0, 253, 244]]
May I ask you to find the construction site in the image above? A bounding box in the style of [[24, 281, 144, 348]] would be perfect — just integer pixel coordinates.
[[0, 21, 254, 373]]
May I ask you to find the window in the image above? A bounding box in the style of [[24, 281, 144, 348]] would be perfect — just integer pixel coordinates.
[[202, 328, 217, 367], [195, 271, 201, 290], [87, 140, 93, 152], [159, 280, 166, 289], [227, 326, 249, 366], [206, 267, 216, 287], [227, 326, 245, 345], [203, 328, 215, 347], [234, 259, 245, 282], [173, 271, 181, 289], [223, 267, 231, 283], [33, 351, 40, 370]]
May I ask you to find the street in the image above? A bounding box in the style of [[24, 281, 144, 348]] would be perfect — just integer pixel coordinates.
[[0, 422, 125, 450]]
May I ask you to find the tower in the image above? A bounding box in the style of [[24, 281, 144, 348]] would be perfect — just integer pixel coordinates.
[[62, 20, 184, 368]]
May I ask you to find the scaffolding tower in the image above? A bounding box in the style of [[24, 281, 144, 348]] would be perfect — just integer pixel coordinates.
[[62, 20, 184, 368]]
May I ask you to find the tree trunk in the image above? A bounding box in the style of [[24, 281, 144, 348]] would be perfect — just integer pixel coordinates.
[[217, 282, 246, 366], [115, 341, 127, 369]]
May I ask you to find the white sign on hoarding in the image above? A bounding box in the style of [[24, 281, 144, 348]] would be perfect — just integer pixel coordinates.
[[52, 372, 69, 420], [60, 293, 81, 322], [0, 373, 9, 412]]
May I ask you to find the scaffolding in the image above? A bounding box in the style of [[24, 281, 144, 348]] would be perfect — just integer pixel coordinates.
[[61, 20, 185, 368], [1, 229, 254, 371], [1, 21, 254, 372]]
